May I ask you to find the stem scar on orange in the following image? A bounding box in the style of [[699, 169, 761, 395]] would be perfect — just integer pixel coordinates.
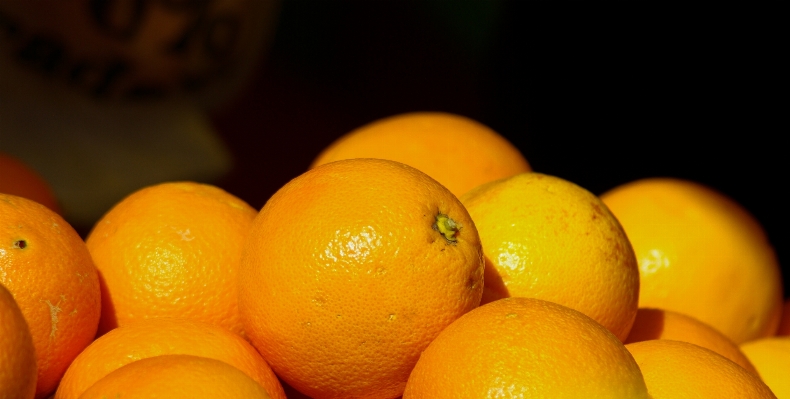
[[239, 158, 484, 399]]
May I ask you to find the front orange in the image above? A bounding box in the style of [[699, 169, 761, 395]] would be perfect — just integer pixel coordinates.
[[0, 283, 37, 399], [76, 355, 273, 399], [403, 297, 650, 398], [238, 158, 484, 399], [626, 339, 776, 398], [55, 317, 285, 399], [0, 194, 101, 398], [624, 308, 757, 374]]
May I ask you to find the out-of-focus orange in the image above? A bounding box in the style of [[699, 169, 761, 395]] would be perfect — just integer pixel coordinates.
[[77, 355, 273, 399], [0, 283, 37, 399], [0, 153, 60, 214], [0, 194, 101, 398], [625, 308, 757, 374], [85, 182, 257, 336], [55, 317, 285, 399], [601, 178, 783, 344], [460, 172, 640, 341], [625, 339, 775, 398], [403, 297, 650, 398], [310, 112, 531, 197], [239, 158, 485, 398]]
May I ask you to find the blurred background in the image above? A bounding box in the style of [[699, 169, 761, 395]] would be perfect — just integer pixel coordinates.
[[1, 2, 785, 287]]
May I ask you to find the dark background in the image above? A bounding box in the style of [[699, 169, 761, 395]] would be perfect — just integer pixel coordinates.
[[208, 2, 786, 290]]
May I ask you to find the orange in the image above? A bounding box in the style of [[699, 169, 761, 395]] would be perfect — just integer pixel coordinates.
[[55, 317, 285, 399], [625, 339, 776, 398], [0, 283, 37, 399], [0, 194, 101, 398], [0, 153, 60, 214], [77, 355, 272, 399], [776, 299, 790, 336], [601, 178, 783, 344], [85, 181, 257, 336], [741, 337, 790, 397], [309, 111, 531, 197], [625, 308, 757, 374], [459, 172, 640, 341], [239, 158, 485, 398], [403, 297, 650, 398]]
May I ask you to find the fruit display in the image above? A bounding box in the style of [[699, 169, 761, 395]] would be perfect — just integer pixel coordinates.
[[0, 3, 783, 399]]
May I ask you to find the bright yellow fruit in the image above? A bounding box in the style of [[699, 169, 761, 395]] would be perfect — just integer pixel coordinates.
[[741, 337, 790, 398], [460, 172, 640, 341], [601, 178, 783, 344]]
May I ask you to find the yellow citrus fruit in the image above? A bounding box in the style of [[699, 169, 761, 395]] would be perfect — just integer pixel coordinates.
[[239, 158, 485, 398], [55, 317, 285, 399], [85, 181, 257, 336], [0, 194, 101, 398], [310, 112, 531, 197], [625, 308, 757, 374], [403, 297, 650, 398], [601, 178, 783, 344], [0, 153, 60, 214], [625, 339, 775, 398], [741, 337, 790, 397], [77, 355, 272, 399], [459, 172, 640, 341], [0, 283, 37, 399]]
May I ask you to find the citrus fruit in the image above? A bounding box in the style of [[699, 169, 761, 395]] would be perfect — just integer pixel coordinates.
[[776, 299, 790, 336], [625, 308, 757, 374], [459, 172, 640, 341], [239, 158, 485, 398], [625, 339, 776, 398], [309, 112, 531, 197], [55, 317, 285, 399], [403, 297, 650, 398], [0, 194, 101, 398], [601, 178, 783, 344], [77, 355, 272, 399], [85, 181, 257, 336], [741, 337, 790, 397], [0, 152, 60, 214], [0, 283, 37, 399]]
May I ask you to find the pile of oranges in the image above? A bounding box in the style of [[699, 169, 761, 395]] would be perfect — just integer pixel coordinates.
[[1, 112, 787, 398]]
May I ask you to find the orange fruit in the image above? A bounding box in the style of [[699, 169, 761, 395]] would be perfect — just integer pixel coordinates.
[[459, 172, 640, 341], [239, 158, 485, 398], [309, 111, 531, 197], [776, 299, 790, 336], [741, 337, 790, 397], [403, 297, 650, 398], [0, 194, 101, 398], [77, 355, 272, 399], [55, 317, 285, 399], [0, 283, 37, 399], [0, 153, 60, 214], [601, 178, 783, 344], [625, 339, 776, 398], [85, 181, 257, 336], [625, 308, 757, 374]]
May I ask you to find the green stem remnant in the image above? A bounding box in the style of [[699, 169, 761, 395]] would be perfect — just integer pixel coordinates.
[[434, 213, 459, 243]]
